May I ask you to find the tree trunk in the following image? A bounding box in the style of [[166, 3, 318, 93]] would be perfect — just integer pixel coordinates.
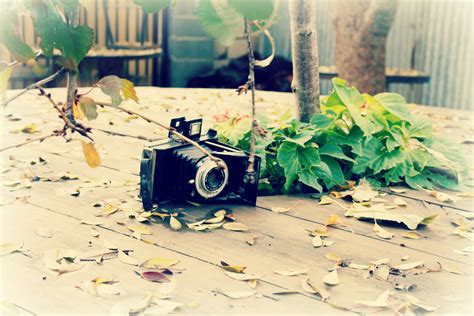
[[333, 0, 397, 95], [289, 0, 320, 123]]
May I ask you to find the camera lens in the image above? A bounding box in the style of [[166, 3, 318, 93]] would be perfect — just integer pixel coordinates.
[[205, 168, 225, 191], [194, 158, 228, 199]]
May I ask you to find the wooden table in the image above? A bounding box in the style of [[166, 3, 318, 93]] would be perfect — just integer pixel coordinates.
[[1, 87, 473, 315]]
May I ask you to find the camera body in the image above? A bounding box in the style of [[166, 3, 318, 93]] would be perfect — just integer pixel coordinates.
[[140, 117, 261, 210]]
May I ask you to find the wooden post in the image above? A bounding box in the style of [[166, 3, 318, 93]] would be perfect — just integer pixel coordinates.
[[289, 0, 321, 123]]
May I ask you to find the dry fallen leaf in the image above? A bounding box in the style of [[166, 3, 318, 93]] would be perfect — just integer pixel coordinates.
[[401, 231, 424, 239], [390, 188, 407, 193], [142, 257, 179, 268], [394, 197, 408, 207], [319, 195, 334, 205], [224, 271, 261, 281], [309, 226, 330, 237], [348, 263, 369, 270], [405, 294, 439, 312], [370, 258, 390, 265], [247, 279, 257, 289], [138, 271, 171, 283], [392, 261, 424, 270], [36, 227, 53, 238], [373, 221, 394, 239], [119, 251, 141, 266], [301, 277, 330, 301], [89, 228, 100, 238], [223, 222, 249, 232], [442, 262, 463, 275], [312, 235, 323, 248], [0, 242, 24, 256], [324, 214, 346, 227], [323, 270, 339, 286], [355, 290, 390, 307], [271, 206, 290, 213], [127, 225, 152, 235], [377, 266, 390, 281], [274, 269, 309, 276], [324, 253, 342, 262], [169, 216, 182, 231], [216, 289, 256, 299], [143, 300, 184, 315], [220, 261, 246, 273]]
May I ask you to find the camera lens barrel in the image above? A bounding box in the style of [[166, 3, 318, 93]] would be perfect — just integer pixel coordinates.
[[194, 158, 228, 199]]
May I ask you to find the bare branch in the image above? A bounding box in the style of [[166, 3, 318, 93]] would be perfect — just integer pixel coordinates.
[[92, 127, 156, 141], [95, 101, 225, 168], [37, 87, 93, 141], [0, 132, 58, 153], [2, 69, 65, 107], [244, 18, 257, 176]]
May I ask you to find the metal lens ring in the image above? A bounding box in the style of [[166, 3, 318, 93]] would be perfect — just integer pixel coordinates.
[[194, 158, 228, 199]]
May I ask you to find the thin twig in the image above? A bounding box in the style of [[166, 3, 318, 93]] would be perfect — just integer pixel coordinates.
[[244, 18, 257, 174], [92, 127, 155, 141], [95, 101, 224, 167], [0, 132, 57, 152], [37, 87, 93, 141], [2, 68, 65, 107]]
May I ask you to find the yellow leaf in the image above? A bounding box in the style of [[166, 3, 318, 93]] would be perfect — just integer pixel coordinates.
[[81, 141, 101, 168], [221, 261, 246, 273], [271, 206, 290, 213], [0, 65, 13, 101], [169, 216, 182, 231], [205, 215, 224, 224], [142, 257, 179, 268], [324, 253, 342, 262], [309, 226, 330, 237], [122, 79, 139, 103], [324, 214, 345, 227], [21, 123, 38, 134], [393, 197, 408, 207], [401, 231, 424, 239], [127, 225, 152, 235], [73, 100, 84, 120], [442, 263, 463, 275], [318, 195, 333, 205], [223, 222, 249, 232], [247, 279, 257, 289], [392, 261, 424, 270], [390, 187, 407, 193]]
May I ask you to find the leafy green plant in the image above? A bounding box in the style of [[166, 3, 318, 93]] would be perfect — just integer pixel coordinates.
[[215, 78, 467, 194]]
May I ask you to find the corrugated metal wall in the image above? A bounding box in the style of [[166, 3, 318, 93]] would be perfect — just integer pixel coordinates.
[[257, 0, 473, 110]]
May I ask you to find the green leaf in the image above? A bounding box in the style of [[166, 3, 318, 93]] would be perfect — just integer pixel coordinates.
[[299, 169, 322, 192], [277, 142, 320, 190], [310, 114, 333, 129], [374, 93, 412, 123], [134, 0, 173, 14], [319, 144, 354, 162], [283, 132, 313, 147], [408, 115, 432, 139], [332, 79, 379, 136], [321, 157, 346, 186], [78, 96, 98, 120], [28, 1, 93, 71], [228, 0, 274, 20], [352, 137, 384, 174], [196, 0, 242, 47]]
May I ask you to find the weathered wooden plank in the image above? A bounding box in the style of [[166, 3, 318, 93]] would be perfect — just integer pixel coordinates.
[[2, 151, 472, 314], [2, 200, 336, 315], [257, 195, 473, 265]]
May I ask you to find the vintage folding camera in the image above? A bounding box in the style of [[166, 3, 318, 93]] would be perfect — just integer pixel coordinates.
[[140, 117, 261, 210]]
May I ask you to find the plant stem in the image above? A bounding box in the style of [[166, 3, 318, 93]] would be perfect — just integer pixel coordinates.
[[1, 69, 65, 107], [95, 101, 224, 167], [0, 133, 57, 153], [244, 18, 257, 175], [65, 70, 77, 120]]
